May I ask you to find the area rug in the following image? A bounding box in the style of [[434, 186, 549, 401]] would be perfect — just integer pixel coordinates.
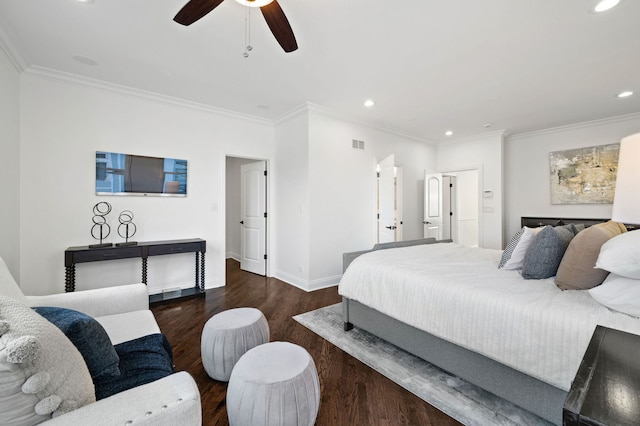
[[293, 303, 552, 426]]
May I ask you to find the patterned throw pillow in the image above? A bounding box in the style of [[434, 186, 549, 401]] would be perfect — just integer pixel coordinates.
[[499, 227, 525, 268], [501, 226, 544, 270], [0, 296, 95, 425]]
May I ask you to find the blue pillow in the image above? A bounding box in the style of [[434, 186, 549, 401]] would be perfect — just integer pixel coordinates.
[[34, 306, 121, 380], [94, 333, 174, 400]]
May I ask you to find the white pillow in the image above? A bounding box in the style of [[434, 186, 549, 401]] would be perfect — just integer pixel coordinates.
[[0, 296, 95, 424], [588, 273, 640, 317], [596, 230, 640, 279], [502, 226, 543, 270]]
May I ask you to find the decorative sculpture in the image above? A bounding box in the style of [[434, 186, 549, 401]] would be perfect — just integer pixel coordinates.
[[116, 210, 138, 246], [89, 202, 112, 248]]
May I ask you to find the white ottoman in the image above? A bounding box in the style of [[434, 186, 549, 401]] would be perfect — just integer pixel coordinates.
[[201, 307, 270, 381], [227, 341, 320, 426]]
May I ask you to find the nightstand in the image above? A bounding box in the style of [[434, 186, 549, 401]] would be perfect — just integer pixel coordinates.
[[564, 325, 640, 425]]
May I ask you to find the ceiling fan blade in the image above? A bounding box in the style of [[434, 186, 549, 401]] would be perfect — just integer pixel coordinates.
[[174, 0, 225, 26], [260, 1, 298, 53]]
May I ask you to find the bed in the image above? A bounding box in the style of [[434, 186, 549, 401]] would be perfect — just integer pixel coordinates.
[[339, 217, 640, 425]]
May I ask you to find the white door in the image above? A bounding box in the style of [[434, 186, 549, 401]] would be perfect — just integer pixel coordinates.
[[456, 169, 479, 247], [442, 175, 455, 241], [378, 155, 396, 243], [424, 172, 443, 240], [240, 161, 266, 275]]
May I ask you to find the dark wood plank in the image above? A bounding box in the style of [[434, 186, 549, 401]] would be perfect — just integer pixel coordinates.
[[152, 259, 462, 426]]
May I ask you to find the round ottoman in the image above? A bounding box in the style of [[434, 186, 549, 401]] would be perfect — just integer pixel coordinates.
[[201, 307, 270, 381], [227, 342, 320, 426]]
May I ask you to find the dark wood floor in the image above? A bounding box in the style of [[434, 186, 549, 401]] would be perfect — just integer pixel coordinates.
[[151, 259, 461, 426]]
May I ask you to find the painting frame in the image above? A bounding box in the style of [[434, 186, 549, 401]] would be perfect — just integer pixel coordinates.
[[549, 143, 619, 205]]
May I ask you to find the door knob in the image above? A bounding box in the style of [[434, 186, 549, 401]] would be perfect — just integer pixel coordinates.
[[240, 221, 244, 224], [385, 226, 397, 230]]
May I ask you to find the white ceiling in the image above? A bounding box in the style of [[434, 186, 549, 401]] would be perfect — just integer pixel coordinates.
[[0, 0, 638, 142]]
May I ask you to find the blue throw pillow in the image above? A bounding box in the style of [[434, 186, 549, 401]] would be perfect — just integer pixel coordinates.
[[94, 333, 174, 400], [34, 306, 121, 380]]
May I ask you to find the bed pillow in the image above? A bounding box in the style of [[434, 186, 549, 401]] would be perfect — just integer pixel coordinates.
[[522, 225, 576, 280], [555, 221, 627, 290], [596, 230, 640, 279], [498, 227, 524, 268], [501, 226, 543, 270], [33, 307, 120, 381], [588, 273, 640, 317], [0, 296, 95, 425]]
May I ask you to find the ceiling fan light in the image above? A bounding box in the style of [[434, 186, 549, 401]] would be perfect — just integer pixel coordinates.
[[593, 0, 620, 13], [234, 0, 274, 7]]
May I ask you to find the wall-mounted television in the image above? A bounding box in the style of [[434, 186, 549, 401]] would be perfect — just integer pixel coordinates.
[[96, 151, 187, 196]]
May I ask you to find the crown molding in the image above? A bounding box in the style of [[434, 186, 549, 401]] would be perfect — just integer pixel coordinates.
[[0, 26, 27, 72], [507, 112, 640, 140], [23, 66, 273, 126], [274, 101, 438, 145], [436, 129, 508, 146]]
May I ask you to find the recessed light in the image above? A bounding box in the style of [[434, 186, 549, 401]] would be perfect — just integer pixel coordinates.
[[445, 130, 453, 136], [593, 0, 620, 13], [363, 99, 375, 108], [76, 0, 95, 4], [616, 91, 634, 98]]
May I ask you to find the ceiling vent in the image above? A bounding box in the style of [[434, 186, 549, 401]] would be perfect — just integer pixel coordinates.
[[352, 139, 365, 150]]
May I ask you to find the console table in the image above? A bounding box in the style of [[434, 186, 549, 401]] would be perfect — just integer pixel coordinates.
[[64, 238, 206, 304]]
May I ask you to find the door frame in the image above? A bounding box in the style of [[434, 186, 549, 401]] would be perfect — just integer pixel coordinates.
[[376, 156, 404, 243], [224, 155, 271, 278], [438, 164, 483, 247]]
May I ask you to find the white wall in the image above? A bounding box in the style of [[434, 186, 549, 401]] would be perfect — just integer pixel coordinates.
[[19, 72, 274, 296], [0, 44, 20, 278], [504, 113, 640, 241], [273, 108, 310, 288], [437, 131, 505, 249], [307, 107, 437, 287]]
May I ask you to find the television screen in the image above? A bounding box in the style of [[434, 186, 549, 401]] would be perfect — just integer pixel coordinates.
[[95, 151, 187, 196]]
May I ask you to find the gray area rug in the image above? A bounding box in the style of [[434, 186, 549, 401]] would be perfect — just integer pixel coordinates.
[[293, 303, 552, 426]]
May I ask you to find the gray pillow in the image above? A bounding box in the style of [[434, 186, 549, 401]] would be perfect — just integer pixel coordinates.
[[522, 225, 576, 280]]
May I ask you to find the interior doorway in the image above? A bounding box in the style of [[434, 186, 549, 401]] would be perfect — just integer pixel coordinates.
[[377, 155, 403, 243], [424, 168, 479, 246], [225, 156, 268, 276]]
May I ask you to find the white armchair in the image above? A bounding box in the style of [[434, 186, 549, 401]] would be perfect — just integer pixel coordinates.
[[0, 257, 202, 426]]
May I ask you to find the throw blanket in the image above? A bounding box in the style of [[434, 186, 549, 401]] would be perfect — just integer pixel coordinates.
[[95, 333, 174, 400]]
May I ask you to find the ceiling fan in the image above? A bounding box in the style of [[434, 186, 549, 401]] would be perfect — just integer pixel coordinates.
[[174, 0, 298, 53]]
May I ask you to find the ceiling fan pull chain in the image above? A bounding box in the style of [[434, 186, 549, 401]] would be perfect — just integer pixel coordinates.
[[243, 8, 253, 57]]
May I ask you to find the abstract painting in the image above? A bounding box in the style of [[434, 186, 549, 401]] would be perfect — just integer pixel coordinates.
[[549, 143, 619, 204]]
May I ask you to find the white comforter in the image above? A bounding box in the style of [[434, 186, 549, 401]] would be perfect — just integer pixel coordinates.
[[338, 242, 640, 391]]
